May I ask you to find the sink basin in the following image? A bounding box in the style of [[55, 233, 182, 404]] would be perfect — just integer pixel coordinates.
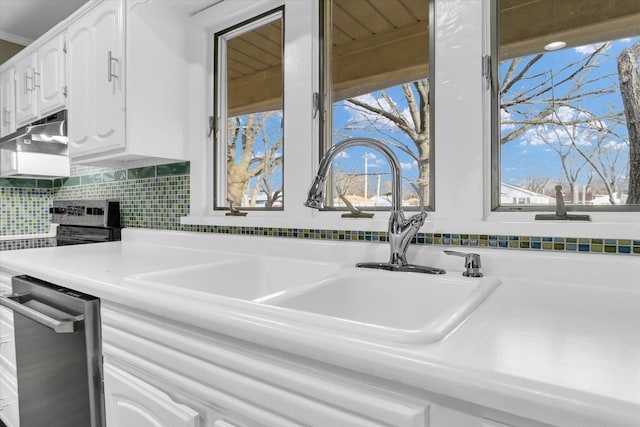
[[266, 268, 501, 344], [129, 256, 342, 301]]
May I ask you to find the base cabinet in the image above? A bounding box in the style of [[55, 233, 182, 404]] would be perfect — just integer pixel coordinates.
[[104, 363, 199, 427], [0, 269, 18, 427], [431, 404, 514, 427], [102, 303, 430, 427]]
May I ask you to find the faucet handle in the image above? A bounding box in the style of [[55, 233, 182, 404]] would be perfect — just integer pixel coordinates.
[[443, 250, 483, 277]]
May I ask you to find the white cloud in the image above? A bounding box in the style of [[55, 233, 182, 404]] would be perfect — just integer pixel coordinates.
[[604, 140, 626, 150], [368, 159, 385, 169], [519, 106, 600, 147], [335, 151, 349, 158], [342, 94, 412, 130], [501, 109, 515, 131], [574, 43, 610, 55], [401, 161, 418, 170]]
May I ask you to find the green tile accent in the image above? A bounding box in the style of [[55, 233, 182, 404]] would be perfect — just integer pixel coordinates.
[[80, 173, 102, 185], [604, 245, 617, 253], [0, 178, 37, 188], [128, 166, 156, 179], [591, 244, 603, 253], [102, 169, 127, 182], [61, 176, 80, 187], [37, 180, 53, 188], [157, 162, 190, 177]]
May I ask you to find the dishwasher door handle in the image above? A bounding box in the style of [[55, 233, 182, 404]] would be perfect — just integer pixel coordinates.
[[0, 294, 83, 333]]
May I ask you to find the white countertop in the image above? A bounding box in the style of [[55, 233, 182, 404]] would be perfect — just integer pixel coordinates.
[[0, 228, 638, 427]]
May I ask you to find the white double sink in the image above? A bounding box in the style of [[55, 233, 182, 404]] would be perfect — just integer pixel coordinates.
[[126, 255, 500, 345]]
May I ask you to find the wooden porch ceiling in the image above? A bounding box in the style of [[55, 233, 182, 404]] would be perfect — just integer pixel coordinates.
[[226, 0, 640, 114]]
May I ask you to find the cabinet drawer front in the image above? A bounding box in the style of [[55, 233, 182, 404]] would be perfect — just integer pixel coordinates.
[[0, 375, 19, 427], [103, 306, 429, 427], [0, 269, 14, 291], [0, 316, 17, 385]]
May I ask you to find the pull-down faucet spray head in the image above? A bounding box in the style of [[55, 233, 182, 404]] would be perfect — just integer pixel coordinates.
[[304, 175, 327, 209]]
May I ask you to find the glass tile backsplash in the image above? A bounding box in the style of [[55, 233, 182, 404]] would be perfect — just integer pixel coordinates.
[[0, 162, 637, 256]]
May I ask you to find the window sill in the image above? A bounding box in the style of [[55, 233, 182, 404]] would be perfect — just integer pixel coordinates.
[[180, 210, 392, 231]]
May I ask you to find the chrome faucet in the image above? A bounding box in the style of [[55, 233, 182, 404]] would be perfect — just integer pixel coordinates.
[[305, 137, 445, 274]]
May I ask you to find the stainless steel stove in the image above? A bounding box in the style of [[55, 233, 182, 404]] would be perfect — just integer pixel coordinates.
[[0, 200, 121, 252], [50, 199, 121, 246]]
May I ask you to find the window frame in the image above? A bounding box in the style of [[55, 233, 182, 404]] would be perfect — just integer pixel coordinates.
[[212, 7, 285, 212], [490, 0, 640, 213], [319, 0, 436, 212]]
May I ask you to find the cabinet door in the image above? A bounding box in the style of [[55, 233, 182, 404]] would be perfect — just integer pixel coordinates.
[[431, 404, 514, 427], [37, 34, 66, 116], [15, 53, 38, 127], [104, 363, 200, 427], [67, 0, 125, 159], [0, 67, 16, 137]]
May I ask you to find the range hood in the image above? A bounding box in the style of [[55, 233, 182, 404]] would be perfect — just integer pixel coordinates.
[[0, 110, 70, 178]]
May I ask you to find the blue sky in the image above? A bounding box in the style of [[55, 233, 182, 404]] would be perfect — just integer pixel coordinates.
[[500, 37, 640, 190]]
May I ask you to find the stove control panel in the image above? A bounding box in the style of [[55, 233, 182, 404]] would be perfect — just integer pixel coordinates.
[[50, 200, 121, 227]]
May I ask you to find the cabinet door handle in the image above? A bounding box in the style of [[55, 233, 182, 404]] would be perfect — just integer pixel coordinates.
[[107, 50, 119, 82], [33, 71, 41, 89], [24, 71, 33, 94]]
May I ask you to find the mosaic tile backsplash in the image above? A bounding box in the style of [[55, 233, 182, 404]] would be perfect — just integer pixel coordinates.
[[0, 162, 638, 255]]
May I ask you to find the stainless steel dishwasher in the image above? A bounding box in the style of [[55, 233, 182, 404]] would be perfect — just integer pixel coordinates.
[[0, 275, 105, 427]]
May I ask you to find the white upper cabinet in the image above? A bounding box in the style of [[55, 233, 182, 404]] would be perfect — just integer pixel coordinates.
[[66, 0, 124, 159], [14, 32, 66, 127], [36, 34, 67, 117], [66, 0, 189, 166], [0, 67, 16, 137], [14, 52, 38, 126]]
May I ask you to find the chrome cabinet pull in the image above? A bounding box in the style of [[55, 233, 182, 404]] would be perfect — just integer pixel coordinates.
[[107, 50, 119, 82], [0, 293, 83, 333], [24, 71, 33, 94], [33, 70, 41, 89]]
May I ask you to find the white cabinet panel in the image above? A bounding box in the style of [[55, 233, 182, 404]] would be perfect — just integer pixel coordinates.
[[66, 0, 187, 166], [67, 0, 124, 158], [14, 33, 66, 128], [431, 404, 515, 427], [36, 34, 66, 116], [0, 375, 19, 427], [104, 363, 200, 427], [0, 67, 16, 137], [102, 304, 429, 427], [15, 52, 38, 127]]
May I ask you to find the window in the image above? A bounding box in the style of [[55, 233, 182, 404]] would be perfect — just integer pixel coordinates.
[[321, 0, 433, 210], [493, 0, 640, 211], [213, 8, 284, 210]]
